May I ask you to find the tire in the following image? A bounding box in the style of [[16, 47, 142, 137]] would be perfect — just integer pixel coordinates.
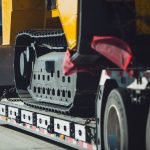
[[146, 107, 150, 150], [103, 88, 129, 150], [103, 88, 149, 150]]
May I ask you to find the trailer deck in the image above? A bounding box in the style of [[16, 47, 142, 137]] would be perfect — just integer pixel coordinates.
[[0, 99, 97, 150]]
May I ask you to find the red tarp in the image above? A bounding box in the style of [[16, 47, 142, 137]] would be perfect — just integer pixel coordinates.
[[63, 36, 132, 75], [63, 50, 89, 75], [91, 36, 132, 70]]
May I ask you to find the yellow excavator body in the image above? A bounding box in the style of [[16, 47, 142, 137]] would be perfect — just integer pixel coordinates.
[[2, 0, 45, 45], [1, 0, 150, 55], [2, 0, 78, 50], [57, 0, 78, 50]]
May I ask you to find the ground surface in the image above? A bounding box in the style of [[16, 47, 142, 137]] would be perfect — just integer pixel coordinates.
[[0, 125, 74, 150]]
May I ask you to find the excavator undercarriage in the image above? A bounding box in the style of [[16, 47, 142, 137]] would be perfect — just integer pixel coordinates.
[[14, 30, 100, 117]]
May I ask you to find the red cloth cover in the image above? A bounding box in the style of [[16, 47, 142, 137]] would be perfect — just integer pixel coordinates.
[[63, 36, 132, 75], [91, 36, 132, 70], [63, 50, 88, 75]]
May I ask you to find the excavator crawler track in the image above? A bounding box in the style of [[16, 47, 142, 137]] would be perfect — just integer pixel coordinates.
[[14, 30, 100, 117]]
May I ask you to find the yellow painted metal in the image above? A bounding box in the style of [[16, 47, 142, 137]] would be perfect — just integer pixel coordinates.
[[2, 0, 45, 45], [57, 0, 78, 50], [2, 0, 78, 48], [60, 134, 65, 140], [51, 9, 59, 18], [135, 0, 150, 34]]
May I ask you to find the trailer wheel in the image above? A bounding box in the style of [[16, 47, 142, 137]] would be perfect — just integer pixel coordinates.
[[103, 88, 129, 150], [146, 107, 150, 150]]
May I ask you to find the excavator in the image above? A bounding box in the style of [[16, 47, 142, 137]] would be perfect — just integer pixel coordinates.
[[0, 0, 150, 150]]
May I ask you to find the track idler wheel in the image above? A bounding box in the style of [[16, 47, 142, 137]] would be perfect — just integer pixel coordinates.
[[14, 34, 35, 92]]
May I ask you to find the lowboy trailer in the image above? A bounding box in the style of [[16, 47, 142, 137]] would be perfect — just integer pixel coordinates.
[[0, 0, 150, 150]]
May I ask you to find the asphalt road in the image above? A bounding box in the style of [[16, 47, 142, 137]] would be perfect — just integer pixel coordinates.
[[0, 125, 75, 150]]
